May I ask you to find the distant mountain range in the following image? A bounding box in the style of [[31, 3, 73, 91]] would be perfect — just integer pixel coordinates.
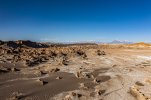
[[1, 40, 151, 49], [48, 40, 134, 44], [108, 40, 133, 44]]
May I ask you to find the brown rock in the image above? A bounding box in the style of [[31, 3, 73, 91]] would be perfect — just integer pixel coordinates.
[[50, 68, 60, 72], [37, 79, 48, 85], [94, 75, 111, 83], [135, 81, 144, 86], [56, 76, 63, 80]]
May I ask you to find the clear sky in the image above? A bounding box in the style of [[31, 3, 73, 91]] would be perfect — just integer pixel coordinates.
[[0, 0, 151, 42]]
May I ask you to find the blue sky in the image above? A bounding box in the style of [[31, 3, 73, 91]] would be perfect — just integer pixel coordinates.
[[0, 0, 151, 42]]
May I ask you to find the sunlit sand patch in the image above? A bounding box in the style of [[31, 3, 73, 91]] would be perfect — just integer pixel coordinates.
[[137, 56, 151, 60], [145, 79, 151, 84]]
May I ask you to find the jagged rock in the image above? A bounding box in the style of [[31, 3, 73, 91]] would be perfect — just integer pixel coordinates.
[[11, 68, 20, 72], [79, 83, 88, 90], [76, 50, 85, 56], [62, 59, 69, 66], [50, 51, 57, 57], [76, 50, 87, 59], [112, 64, 117, 67], [40, 71, 47, 75], [9, 92, 24, 100], [71, 92, 83, 98], [135, 81, 144, 86], [94, 76, 111, 83], [50, 68, 60, 72], [75, 71, 93, 79], [61, 52, 68, 56], [85, 73, 94, 79], [97, 90, 106, 95], [97, 50, 106, 56], [130, 86, 150, 100], [64, 92, 83, 100], [56, 76, 63, 80], [0, 67, 10, 73], [75, 71, 83, 78], [37, 79, 48, 85]]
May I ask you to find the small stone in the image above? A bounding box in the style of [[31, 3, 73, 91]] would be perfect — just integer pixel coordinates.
[[56, 76, 63, 80], [40, 71, 47, 75], [135, 81, 144, 86], [94, 76, 111, 83], [11, 68, 20, 72], [0, 67, 10, 73], [37, 79, 48, 85], [98, 90, 106, 95]]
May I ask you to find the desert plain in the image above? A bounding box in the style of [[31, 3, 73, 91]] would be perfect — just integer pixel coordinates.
[[0, 41, 151, 100]]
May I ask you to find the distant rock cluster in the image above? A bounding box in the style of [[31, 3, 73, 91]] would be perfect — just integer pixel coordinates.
[[0, 40, 105, 67]]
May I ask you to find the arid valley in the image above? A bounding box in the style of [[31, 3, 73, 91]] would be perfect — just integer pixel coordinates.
[[0, 41, 151, 100], [1, 0, 151, 99]]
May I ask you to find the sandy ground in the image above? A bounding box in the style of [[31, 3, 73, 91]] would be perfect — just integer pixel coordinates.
[[1, 47, 151, 100]]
